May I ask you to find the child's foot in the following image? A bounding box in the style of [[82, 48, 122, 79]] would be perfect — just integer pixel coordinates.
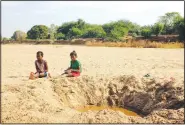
[[29, 72, 35, 80], [48, 73, 51, 78]]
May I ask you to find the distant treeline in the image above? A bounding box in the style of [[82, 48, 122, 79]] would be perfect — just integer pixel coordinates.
[[2, 12, 184, 42]]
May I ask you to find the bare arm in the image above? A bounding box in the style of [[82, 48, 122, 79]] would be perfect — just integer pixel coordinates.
[[65, 62, 72, 71], [66, 67, 71, 70], [35, 61, 40, 73], [45, 61, 48, 72]]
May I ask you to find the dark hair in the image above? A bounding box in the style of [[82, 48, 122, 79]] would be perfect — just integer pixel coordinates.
[[37, 51, 43, 57], [70, 50, 77, 57]]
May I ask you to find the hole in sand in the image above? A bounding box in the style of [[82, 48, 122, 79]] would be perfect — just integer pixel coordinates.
[[75, 105, 140, 117], [2, 75, 184, 123]]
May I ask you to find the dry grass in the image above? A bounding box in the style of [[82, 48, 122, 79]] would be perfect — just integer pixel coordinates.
[[85, 40, 184, 48], [1, 39, 184, 48], [1, 40, 53, 44]]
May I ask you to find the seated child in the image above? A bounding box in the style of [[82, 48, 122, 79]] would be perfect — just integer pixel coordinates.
[[63, 50, 82, 77], [29, 51, 51, 80]]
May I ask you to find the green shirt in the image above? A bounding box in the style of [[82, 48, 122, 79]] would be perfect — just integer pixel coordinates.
[[70, 60, 82, 73]]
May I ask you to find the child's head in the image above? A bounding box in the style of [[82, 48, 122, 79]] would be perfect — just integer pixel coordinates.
[[70, 50, 77, 61], [36, 51, 43, 61]]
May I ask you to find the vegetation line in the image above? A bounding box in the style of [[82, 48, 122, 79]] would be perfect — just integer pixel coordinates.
[[1, 12, 184, 49]]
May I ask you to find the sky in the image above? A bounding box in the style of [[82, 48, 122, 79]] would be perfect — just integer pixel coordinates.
[[1, 1, 184, 38]]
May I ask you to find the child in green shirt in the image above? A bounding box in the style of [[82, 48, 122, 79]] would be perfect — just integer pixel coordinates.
[[64, 51, 82, 77]]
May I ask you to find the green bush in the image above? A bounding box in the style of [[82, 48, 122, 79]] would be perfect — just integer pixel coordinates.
[[152, 23, 164, 36], [55, 33, 65, 40], [103, 21, 129, 41], [27, 25, 49, 39], [67, 27, 83, 39], [12, 30, 27, 41], [141, 28, 152, 39], [174, 17, 184, 41], [82, 25, 106, 38]]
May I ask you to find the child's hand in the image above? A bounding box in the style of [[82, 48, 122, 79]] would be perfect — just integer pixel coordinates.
[[65, 69, 71, 74], [67, 69, 72, 73]]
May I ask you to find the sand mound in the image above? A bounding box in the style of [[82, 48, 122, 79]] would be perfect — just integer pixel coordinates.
[[69, 109, 132, 123], [1, 75, 184, 123]]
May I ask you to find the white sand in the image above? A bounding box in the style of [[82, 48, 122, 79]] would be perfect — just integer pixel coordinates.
[[1, 45, 184, 123], [2, 45, 184, 83]]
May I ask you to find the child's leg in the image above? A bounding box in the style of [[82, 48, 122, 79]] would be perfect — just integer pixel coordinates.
[[67, 71, 80, 77], [34, 72, 39, 78], [67, 72, 73, 77], [39, 72, 47, 78], [29, 72, 35, 80], [29, 72, 39, 80], [39, 72, 51, 78]]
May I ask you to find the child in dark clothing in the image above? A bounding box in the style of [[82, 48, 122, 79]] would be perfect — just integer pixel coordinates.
[[29, 51, 51, 80]]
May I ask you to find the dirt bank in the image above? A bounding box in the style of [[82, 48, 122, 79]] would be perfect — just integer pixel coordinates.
[[1, 75, 184, 123]]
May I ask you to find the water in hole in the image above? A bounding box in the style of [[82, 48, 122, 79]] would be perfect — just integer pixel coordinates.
[[75, 105, 139, 117]]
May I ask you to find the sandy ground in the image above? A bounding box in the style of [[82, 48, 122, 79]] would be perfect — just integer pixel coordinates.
[[1, 45, 184, 123]]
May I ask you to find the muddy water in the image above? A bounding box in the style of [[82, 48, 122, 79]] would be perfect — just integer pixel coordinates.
[[76, 105, 139, 117]]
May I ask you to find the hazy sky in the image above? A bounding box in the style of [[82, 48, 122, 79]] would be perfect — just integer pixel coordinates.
[[2, 1, 184, 38]]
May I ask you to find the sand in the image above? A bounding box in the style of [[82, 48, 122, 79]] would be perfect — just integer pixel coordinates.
[[1, 45, 184, 123]]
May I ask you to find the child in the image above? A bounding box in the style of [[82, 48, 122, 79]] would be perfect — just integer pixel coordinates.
[[63, 50, 82, 77], [29, 51, 51, 80]]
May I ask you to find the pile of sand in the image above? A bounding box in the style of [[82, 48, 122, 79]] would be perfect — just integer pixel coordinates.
[[1, 75, 184, 123]]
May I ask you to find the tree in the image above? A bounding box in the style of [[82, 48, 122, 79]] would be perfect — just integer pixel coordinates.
[[102, 22, 114, 35], [159, 12, 181, 26], [82, 25, 106, 38], [76, 19, 86, 30], [12, 30, 27, 41], [152, 23, 164, 36], [158, 12, 182, 34], [57, 19, 88, 39], [55, 33, 65, 40], [2, 37, 9, 41], [174, 17, 184, 41], [141, 26, 152, 39], [27, 25, 48, 39], [109, 27, 128, 40], [103, 21, 129, 40], [48, 24, 58, 40], [116, 20, 133, 30], [67, 27, 83, 39], [57, 22, 78, 36], [129, 23, 141, 36]]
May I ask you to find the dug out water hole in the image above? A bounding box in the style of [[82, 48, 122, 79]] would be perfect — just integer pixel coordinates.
[[51, 75, 184, 120], [75, 105, 140, 117]]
